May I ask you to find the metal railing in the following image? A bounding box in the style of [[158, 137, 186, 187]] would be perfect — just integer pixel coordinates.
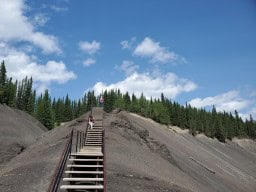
[[75, 130, 86, 153], [47, 129, 73, 192], [76, 117, 90, 153], [102, 130, 106, 192]]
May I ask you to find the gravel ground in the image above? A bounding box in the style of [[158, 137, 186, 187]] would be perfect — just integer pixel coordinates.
[[1, 107, 256, 192], [0, 110, 89, 192], [104, 111, 256, 192], [0, 104, 47, 165]]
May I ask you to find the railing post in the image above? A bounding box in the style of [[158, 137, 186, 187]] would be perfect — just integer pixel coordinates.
[[76, 130, 78, 153]]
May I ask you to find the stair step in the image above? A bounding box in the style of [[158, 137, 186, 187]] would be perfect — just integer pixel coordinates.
[[63, 177, 103, 181], [85, 144, 102, 146], [85, 143, 102, 145], [88, 132, 102, 133], [86, 141, 102, 143], [88, 131, 102, 133], [71, 153, 103, 156], [67, 165, 103, 168], [60, 185, 103, 190], [69, 158, 103, 161], [65, 171, 103, 174]]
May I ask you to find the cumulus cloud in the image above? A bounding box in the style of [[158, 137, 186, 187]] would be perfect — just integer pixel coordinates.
[[0, 0, 61, 54], [32, 13, 49, 27], [188, 91, 250, 113], [239, 107, 256, 121], [90, 72, 197, 99], [83, 58, 96, 67], [134, 37, 178, 64], [79, 40, 101, 55], [0, 43, 76, 91], [117, 60, 139, 76], [120, 37, 136, 50]]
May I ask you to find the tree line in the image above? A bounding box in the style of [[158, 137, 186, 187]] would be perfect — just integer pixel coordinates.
[[0, 61, 97, 130], [1, 60, 255, 141], [102, 89, 256, 141]]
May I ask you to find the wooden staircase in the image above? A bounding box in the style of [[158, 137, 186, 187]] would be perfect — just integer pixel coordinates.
[[60, 108, 105, 192]]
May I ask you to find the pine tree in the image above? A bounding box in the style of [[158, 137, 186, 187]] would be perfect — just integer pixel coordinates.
[[130, 93, 138, 112], [37, 90, 54, 129], [64, 94, 73, 121], [0, 61, 7, 104], [124, 92, 131, 111]]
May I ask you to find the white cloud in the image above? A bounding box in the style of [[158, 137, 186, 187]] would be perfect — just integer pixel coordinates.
[[120, 40, 130, 49], [134, 37, 178, 64], [120, 37, 136, 50], [79, 40, 101, 55], [90, 72, 197, 99], [0, 43, 76, 91], [188, 91, 250, 113], [0, 0, 60, 54], [239, 108, 256, 121], [32, 13, 49, 27], [118, 60, 139, 76], [50, 5, 68, 12], [83, 58, 96, 67]]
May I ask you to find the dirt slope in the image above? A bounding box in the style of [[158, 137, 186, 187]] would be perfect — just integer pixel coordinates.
[[104, 111, 256, 192], [1, 108, 255, 192], [0, 104, 47, 165], [0, 112, 89, 192]]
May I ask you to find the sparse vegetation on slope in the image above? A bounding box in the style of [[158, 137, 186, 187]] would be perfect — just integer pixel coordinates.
[[103, 89, 256, 141]]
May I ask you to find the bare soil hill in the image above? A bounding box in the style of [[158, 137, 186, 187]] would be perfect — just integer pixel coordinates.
[[0, 111, 89, 192], [104, 111, 256, 192], [1, 108, 256, 192], [0, 104, 47, 165]]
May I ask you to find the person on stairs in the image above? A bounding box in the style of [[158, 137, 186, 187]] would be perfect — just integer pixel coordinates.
[[88, 115, 94, 129]]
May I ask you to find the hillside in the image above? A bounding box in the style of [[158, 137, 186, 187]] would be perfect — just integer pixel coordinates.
[[105, 111, 256, 192], [0, 104, 47, 165], [0, 108, 255, 192], [0, 108, 89, 192]]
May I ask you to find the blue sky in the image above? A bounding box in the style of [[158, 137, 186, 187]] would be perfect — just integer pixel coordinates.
[[0, 0, 255, 119]]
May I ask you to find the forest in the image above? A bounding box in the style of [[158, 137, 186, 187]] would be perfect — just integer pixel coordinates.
[[1, 61, 255, 141]]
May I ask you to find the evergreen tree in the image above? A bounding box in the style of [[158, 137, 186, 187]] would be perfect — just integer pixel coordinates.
[[130, 93, 138, 113], [0, 61, 7, 103], [114, 91, 125, 109], [124, 92, 131, 111], [64, 94, 73, 121], [36, 90, 54, 130], [55, 98, 64, 126]]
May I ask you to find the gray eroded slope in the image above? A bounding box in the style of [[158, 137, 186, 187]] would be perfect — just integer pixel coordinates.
[[104, 111, 256, 192], [0, 112, 89, 192], [0, 104, 47, 164]]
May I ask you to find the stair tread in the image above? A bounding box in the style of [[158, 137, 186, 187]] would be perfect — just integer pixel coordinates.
[[60, 185, 103, 189], [69, 159, 103, 161], [71, 153, 103, 156], [65, 171, 103, 174], [67, 165, 103, 168], [63, 177, 103, 181]]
